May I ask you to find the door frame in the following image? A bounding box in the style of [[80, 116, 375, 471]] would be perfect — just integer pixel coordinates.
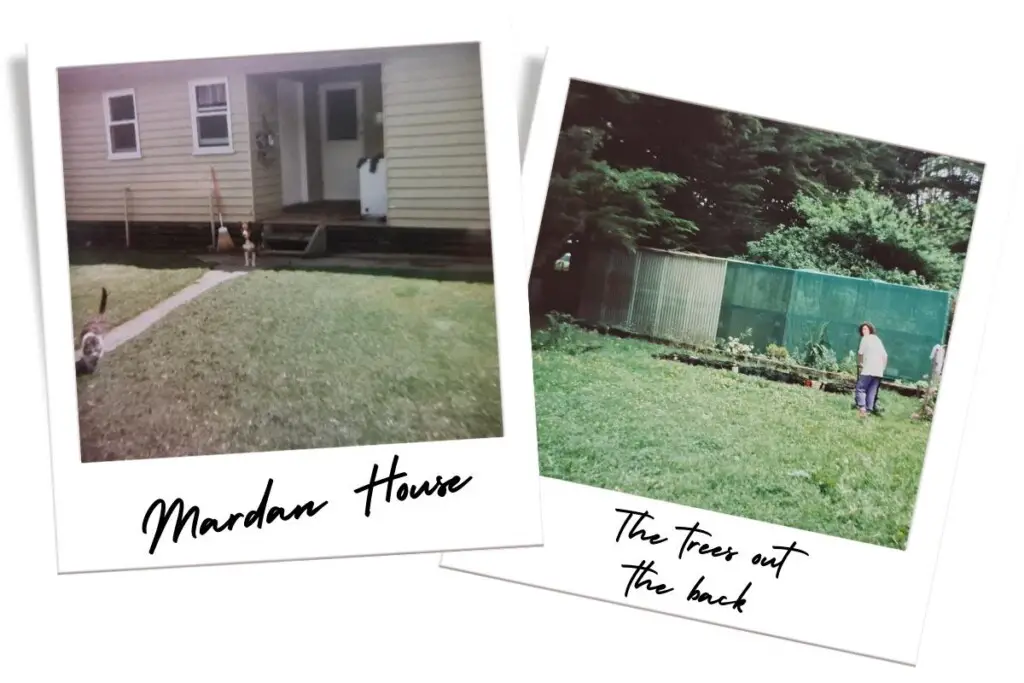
[[318, 80, 365, 201], [278, 77, 309, 206]]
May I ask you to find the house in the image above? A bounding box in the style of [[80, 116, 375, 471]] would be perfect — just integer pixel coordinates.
[[56, 42, 490, 254]]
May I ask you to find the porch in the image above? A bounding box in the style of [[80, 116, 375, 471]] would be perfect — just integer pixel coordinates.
[[237, 43, 490, 257], [258, 200, 386, 257], [249, 58, 388, 229], [255, 199, 489, 259]]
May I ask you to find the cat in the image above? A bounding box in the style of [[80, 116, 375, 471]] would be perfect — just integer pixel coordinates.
[[76, 287, 110, 376]]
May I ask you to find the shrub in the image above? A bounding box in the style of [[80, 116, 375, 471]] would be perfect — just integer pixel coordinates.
[[801, 323, 840, 372], [838, 350, 859, 377], [912, 385, 939, 422], [808, 347, 839, 373], [723, 337, 754, 357], [717, 328, 755, 358], [532, 312, 599, 355], [765, 343, 790, 361], [746, 188, 968, 291]]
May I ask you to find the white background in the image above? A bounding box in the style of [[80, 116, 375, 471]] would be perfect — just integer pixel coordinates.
[[2, 2, 1022, 681]]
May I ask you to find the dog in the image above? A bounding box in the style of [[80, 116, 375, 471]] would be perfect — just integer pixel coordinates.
[[76, 287, 110, 376], [242, 222, 257, 267]]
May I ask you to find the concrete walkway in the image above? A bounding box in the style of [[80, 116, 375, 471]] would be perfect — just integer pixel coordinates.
[[101, 269, 248, 355]]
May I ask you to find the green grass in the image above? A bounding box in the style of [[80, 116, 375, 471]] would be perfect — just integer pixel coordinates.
[[76, 269, 502, 461], [534, 330, 931, 549], [69, 249, 210, 337]]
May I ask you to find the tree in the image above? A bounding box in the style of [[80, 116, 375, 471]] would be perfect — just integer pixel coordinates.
[[558, 82, 897, 255], [534, 125, 697, 274], [871, 149, 984, 211], [543, 80, 983, 291], [746, 189, 965, 290], [755, 122, 882, 229]]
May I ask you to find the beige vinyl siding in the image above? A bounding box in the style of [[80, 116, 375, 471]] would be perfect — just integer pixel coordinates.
[[59, 45, 490, 229], [246, 75, 281, 221], [381, 44, 490, 231], [58, 66, 252, 223]]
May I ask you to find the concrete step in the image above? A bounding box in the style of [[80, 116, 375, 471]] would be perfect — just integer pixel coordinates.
[[259, 223, 327, 258], [265, 233, 311, 243], [260, 248, 312, 256]]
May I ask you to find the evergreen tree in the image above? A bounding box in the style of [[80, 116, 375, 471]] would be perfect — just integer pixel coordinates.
[[535, 125, 696, 274], [540, 80, 983, 291]]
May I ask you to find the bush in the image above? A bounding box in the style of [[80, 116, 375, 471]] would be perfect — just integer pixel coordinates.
[[765, 344, 791, 361], [801, 323, 840, 372], [838, 350, 859, 377], [913, 385, 939, 422], [532, 312, 600, 355], [717, 328, 755, 357], [746, 188, 968, 291]]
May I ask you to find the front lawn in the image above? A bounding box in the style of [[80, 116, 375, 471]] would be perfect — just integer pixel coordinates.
[[534, 331, 931, 549], [68, 249, 210, 337], [76, 269, 502, 460]]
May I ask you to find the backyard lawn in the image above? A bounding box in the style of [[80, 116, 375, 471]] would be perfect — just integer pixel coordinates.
[[68, 249, 210, 337], [533, 330, 932, 549], [75, 268, 502, 460]]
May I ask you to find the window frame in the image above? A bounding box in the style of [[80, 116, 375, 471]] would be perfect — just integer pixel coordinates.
[[102, 88, 142, 160], [188, 77, 234, 155]]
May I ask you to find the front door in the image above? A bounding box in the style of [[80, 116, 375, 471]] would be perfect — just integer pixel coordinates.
[[319, 81, 363, 201]]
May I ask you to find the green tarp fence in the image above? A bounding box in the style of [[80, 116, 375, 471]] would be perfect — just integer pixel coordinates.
[[576, 248, 952, 382], [717, 261, 951, 381], [716, 260, 794, 356]]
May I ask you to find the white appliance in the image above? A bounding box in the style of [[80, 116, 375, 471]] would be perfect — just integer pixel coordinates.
[[359, 156, 388, 219]]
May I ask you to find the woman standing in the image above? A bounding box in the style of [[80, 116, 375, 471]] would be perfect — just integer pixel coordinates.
[[856, 322, 887, 418]]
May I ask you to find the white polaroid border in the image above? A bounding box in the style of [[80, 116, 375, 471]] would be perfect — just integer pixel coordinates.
[[29, 26, 543, 574], [442, 44, 1019, 664]]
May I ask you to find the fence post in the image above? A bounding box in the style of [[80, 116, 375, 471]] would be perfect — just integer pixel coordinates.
[[653, 254, 667, 337], [123, 187, 130, 248], [209, 192, 216, 249], [600, 251, 612, 321], [626, 249, 641, 330]]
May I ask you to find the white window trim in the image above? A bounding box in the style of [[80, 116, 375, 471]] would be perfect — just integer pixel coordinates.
[[188, 77, 234, 156], [102, 88, 142, 160]]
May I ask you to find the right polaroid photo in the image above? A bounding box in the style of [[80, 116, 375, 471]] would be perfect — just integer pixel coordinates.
[[442, 46, 1018, 664]]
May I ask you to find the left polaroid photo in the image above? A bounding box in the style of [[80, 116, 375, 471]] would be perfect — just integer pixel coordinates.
[[27, 30, 542, 573]]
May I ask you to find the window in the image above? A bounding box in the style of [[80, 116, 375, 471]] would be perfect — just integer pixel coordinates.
[[324, 88, 358, 141], [102, 89, 141, 159], [188, 78, 233, 154]]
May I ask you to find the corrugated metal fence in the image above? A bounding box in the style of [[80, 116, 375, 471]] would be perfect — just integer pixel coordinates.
[[574, 246, 952, 381], [579, 248, 727, 346]]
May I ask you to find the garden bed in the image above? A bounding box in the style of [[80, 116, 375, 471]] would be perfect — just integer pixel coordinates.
[[654, 351, 923, 397], [534, 311, 925, 398]]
